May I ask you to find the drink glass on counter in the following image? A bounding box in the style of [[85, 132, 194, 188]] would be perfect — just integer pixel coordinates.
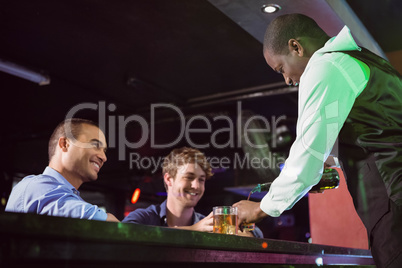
[[213, 206, 238, 235]]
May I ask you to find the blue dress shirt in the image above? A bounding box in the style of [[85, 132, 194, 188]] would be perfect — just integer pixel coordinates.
[[123, 200, 264, 238], [5, 166, 107, 221]]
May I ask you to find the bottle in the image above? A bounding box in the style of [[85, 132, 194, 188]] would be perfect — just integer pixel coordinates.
[[250, 168, 340, 195], [310, 168, 340, 192]]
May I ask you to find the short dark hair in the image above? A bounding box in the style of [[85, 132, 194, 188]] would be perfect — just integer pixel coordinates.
[[162, 147, 213, 189], [48, 118, 99, 161], [263, 13, 328, 55]]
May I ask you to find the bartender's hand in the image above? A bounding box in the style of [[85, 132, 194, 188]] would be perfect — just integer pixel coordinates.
[[309, 189, 325, 194], [309, 162, 331, 194], [232, 200, 268, 227]]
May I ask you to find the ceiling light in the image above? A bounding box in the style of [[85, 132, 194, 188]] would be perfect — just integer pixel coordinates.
[[261, 4, 281, 14], [0, 59, 50, 85]]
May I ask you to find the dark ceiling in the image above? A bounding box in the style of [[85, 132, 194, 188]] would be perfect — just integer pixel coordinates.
[[1, 0, 401, 217]]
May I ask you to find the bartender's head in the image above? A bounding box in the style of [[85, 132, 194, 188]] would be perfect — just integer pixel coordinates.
[[162, 147, 213, 206], [262, 13, 330, 87]]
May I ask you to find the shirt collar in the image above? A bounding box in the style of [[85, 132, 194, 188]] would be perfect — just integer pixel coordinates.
[[315, 26, 361, 55], [160, 199, 201, 226], [193, 211, 203, 223], [43, 166, 80, 195], [159, 199, 168, 218], [301, 26, 362, 84], [159, 199, 168, 226]]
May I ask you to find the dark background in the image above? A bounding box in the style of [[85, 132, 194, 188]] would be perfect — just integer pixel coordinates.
[[1, 0, 401, 241]]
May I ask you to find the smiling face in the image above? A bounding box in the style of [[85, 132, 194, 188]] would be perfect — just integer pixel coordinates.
[[62, 123, 107, 184], [165, 163, 206, 208], [263, 39, 310, 87]]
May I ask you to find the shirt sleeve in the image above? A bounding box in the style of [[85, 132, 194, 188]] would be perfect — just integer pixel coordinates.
[[260, 53, 369, 217], [23, 177, 108, 221], [38, 190, 107, 221], [122, 206, 160, 225], [251, 226, 264, 238]]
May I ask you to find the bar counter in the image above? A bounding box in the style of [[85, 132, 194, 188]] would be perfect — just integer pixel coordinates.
[[0, 212, 375, 267]]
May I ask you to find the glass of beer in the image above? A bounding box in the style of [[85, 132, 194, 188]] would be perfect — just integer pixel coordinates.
[[213, 206, 238, 235]]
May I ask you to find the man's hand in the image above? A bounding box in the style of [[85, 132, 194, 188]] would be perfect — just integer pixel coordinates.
[[190, 211, 213, 232], [237, 230, 255, 237], [174, 212, 213, 232], [232, 200, 268, 227], [106, 213, 120, 222]]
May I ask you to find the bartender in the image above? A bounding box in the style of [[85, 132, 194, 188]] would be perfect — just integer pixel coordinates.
[[233, 13, 402, 268]]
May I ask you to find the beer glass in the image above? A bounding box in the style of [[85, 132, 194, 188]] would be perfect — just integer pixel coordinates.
[[213, 206, 238, 235]]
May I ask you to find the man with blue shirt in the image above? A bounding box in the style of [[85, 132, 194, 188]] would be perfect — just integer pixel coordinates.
[[6, 118, 119, 222], [123, 147, 263, 237], [233, 14, 402, 267]]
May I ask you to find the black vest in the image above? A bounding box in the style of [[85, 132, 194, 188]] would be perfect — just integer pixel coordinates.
[[337, 48, 402, 236]]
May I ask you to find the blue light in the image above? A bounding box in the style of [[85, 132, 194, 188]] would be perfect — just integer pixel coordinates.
[[279, 163, 285, 171]]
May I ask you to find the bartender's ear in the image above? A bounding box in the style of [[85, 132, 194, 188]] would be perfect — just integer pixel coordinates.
[[164, 173, 174, 187], [288, 38, 303, 57]]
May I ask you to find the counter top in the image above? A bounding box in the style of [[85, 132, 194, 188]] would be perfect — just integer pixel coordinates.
[[0, 212, 375, 267]]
